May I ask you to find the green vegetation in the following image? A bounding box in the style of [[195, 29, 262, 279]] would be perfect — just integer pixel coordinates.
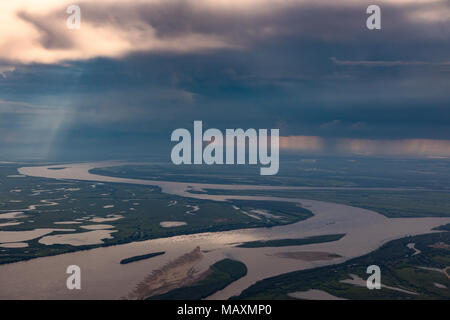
[[235, 231, 450, 300], [204, 189, 450, 218], [92, 157, 450, 190], [0, 165, 312, 264], [236, 234, 345, 248], [230, 200, 312, 225], [120, 251, 165, 264], [148, 259, 247, 300], [436, 223, 450, 231], [93, 161, 450, 219], [2, 158, 450, 270]]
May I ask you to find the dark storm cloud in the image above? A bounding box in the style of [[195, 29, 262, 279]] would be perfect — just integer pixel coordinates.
[[5, 0, 449, 63], [0, 0, 449, 159], [17, 11, 75, 50]]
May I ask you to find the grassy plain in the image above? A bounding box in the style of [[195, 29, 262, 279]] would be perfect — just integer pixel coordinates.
[[236, 234, 345, 248], [0, 164, 312, 264], [235, 231, 450, 300]]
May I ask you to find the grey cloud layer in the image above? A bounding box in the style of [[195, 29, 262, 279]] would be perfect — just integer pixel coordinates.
[[2, 0, 448, 64], [0, 0, 449, 159]]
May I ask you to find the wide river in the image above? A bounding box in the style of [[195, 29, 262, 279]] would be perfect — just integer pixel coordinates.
[[0, 162, 449, 300]]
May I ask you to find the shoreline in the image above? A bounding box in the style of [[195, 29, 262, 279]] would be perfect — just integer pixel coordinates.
[[0, 162, 448, 299]]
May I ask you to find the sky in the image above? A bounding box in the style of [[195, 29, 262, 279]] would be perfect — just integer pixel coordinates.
[[0, 0, 449, 160]]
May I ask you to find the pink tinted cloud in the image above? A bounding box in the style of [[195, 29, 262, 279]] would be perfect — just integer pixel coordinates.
[[280, 136, 450, 158]]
